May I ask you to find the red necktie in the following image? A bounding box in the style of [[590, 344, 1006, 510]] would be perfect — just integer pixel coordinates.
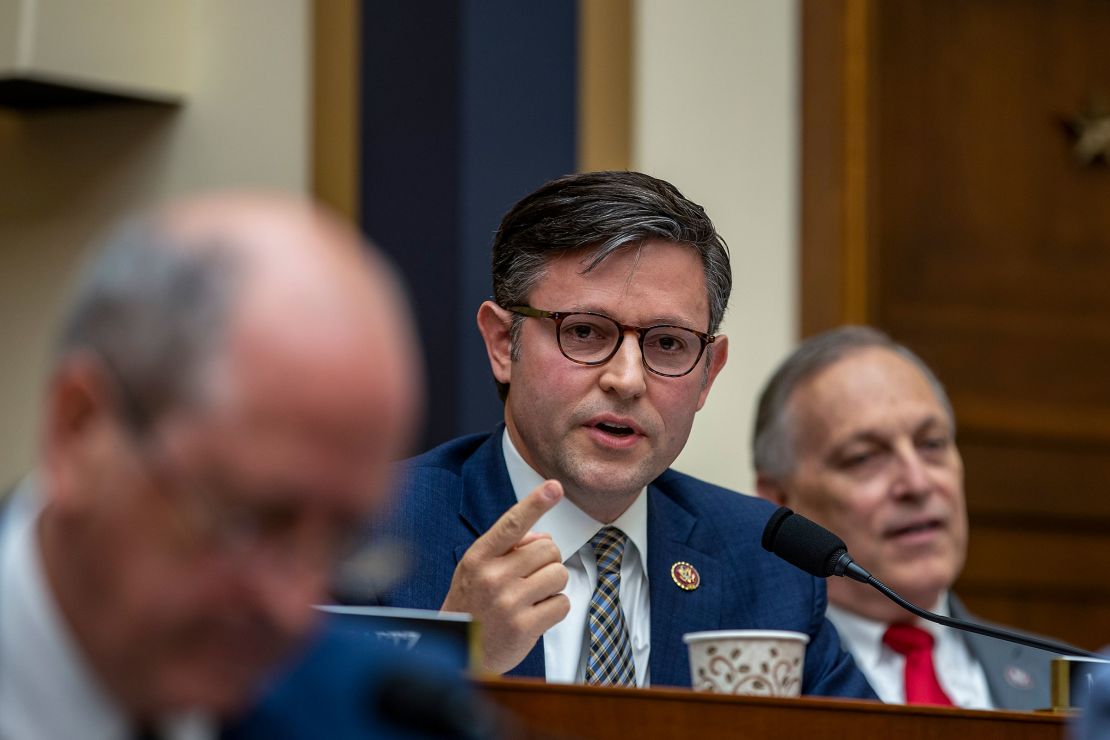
[[882, 624, 954, 706]]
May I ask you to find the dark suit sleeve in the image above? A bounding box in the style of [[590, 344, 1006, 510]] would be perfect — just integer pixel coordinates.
[[223, 625, 494, 740], [336, 464, 470, 610], [657, 476, 878, 699], [1077, 662, 1110, 740], [800, 575, 878, 699]]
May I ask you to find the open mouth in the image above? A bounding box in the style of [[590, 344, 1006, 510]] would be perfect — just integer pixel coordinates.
[[594, 421, 636, 437]]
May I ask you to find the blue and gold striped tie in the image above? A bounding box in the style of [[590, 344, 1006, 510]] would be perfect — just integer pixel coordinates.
[[585, 526, 636, 686]]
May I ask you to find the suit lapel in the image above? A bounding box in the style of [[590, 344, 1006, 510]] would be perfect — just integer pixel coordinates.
[[458, 426, 517, 540], [647, 484, 722, 687], [455, 427, 546, 679], [949, 594, 1048, 711]]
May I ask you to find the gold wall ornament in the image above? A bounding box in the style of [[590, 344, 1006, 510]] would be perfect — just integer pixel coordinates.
[[1064, 95, 1110, 166]]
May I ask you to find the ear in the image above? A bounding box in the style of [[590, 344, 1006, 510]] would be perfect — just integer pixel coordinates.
[[476, 301, 513, 385], [695, 334, 729, 411], [755, 473, 790, 506], [41, 353, 115, 507]]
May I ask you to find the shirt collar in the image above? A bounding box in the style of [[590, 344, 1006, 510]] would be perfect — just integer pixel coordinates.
[[1, 478, 215, 740], [1, 479, 131, 739], [501, 429, 649, 574], [827, 593, 951, 669]]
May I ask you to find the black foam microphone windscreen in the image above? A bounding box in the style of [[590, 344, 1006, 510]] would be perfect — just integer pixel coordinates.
[[373, 666, 500, 739], [761, 506, 849, 578]]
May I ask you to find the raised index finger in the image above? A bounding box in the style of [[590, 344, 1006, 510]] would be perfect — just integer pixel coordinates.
[[472, 480, 563, 557]]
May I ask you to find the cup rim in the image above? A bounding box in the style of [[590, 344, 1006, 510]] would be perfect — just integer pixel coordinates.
[[682, 629, 811, 645]]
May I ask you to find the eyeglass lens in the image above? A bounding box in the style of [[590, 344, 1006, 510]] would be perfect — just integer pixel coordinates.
[[557, 314, 702, 375]]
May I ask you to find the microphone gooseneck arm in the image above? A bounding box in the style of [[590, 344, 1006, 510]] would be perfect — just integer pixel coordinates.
[[762, 506, 1102, 660], [833, 552, 1101, 659]]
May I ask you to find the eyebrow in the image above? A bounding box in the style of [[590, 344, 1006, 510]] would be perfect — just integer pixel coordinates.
[[562, 305, 704, 329], [831, 415, 952, 450]]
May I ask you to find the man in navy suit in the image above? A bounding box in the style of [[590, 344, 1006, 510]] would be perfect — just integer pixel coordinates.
[[367, 171, 874, 698], [0, 193, 467, 738]]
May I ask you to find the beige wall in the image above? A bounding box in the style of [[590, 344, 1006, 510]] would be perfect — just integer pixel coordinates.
[[0, 1, 800, 493], [0, 0, 309, 488], [633, 0, 799, 493]]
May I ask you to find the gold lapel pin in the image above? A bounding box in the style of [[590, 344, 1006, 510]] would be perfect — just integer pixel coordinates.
[[670, 561, 700, 591]]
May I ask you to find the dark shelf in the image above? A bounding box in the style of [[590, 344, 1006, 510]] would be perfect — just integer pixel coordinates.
[[0, 77, 180, 110]]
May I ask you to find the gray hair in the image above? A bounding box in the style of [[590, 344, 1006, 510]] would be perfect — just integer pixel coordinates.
[[491, 170, 731, 400], [752, 325, 955, 481], [56, 215, 242, 431]]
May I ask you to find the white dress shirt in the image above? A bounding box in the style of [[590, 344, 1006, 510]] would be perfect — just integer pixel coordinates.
[[827, 596, 994, 709], [502, 430, 651, 686], [0, 480, 213, 740]]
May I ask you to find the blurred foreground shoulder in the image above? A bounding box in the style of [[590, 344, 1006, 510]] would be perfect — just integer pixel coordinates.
[[225, 622, 497, 740]]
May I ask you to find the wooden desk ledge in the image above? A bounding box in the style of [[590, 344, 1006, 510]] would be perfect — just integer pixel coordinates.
[[478, 678, 1069, 740]]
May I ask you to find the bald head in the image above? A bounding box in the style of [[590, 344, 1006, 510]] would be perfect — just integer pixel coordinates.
[[40, 192, 422, 718], [60, 192, 420, 442], [160, 192, 421, 455]]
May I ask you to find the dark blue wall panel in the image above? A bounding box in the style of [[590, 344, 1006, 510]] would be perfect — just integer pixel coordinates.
[[360, 1, 577, 449]]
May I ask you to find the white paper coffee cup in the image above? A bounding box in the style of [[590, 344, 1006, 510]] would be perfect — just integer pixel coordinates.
[[683, 629, 809, 696]]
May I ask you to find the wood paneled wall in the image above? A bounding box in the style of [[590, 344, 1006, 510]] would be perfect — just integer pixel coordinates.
[[802, 0, 1110, 650], [312, 0, 359, 220]]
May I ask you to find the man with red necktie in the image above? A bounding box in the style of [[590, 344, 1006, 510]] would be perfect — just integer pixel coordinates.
[[753, 326, 1063, 710]]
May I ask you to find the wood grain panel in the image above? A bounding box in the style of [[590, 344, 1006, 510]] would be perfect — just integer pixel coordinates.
[[800, 0, 875, 336], [960, 436, 1110, 522], [956, 592, 1110, 653], [312, 0, 359, 219], [578, 0, 631, 172], [888, 311, 1110, 443], [960, 524, 1110, 649], [962, 527, 1110, 593], [480, 679, 1068, 739], [802, 0, 1110, 651]]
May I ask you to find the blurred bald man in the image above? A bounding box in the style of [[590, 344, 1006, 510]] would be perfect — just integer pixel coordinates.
[[753, 326, 1059, 711], [0, 194, 439, 738]]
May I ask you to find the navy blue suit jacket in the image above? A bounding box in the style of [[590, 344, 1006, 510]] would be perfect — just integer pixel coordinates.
[[370, 428, 875, 699], [223, 623, 478, 739]]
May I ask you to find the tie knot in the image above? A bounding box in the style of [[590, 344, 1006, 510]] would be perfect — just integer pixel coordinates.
[[883, 623, 935, 656], [589, 526, 626, 574]]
